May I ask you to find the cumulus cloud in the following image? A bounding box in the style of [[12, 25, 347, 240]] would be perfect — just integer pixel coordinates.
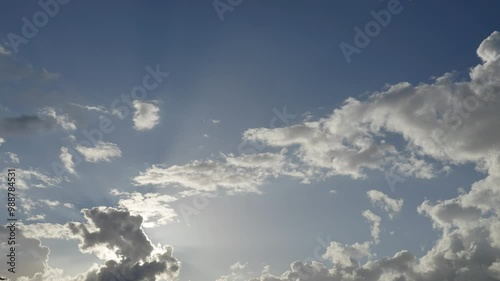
[[17, 208, 179, 280], [133, 30, 500, 192], [60, 146, 77, 175], [70, 207, 155, 261], [110, 189, 178, 228], [134, 150, 291, 194], [247, 216, 500, 281], [68, 207, 180, 281], [217, 261, 249, 281], [418, 198, 483, 229], [75, 141, 122, 163], [477, 30, 500, 62], [248, 249, 417, 281], [367, 190, 404, 219], [323, 241, 372, 268], [362, 210, 381, 244], [242, 39, 500, 183], [242, 30, 500, 281], [132, 100, 160, 131], [40, 107, 77, 131], [129, 33, 500, 281], [243, 119, 401, 180], [14, 30, 500, 281], [230, 261, 248, 271], [0, 226, 50, 279]]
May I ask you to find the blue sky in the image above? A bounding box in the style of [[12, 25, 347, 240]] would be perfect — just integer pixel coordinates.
[[1, 1, 500, 281]]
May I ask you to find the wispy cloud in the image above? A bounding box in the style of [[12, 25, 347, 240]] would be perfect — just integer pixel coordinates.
[[367, 190, 403, 219], [75, 141, 122, 163], [59, 146, 76, 175]]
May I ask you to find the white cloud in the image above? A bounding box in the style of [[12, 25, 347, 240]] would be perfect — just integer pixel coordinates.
[[243, 118, 401, 180], [6, 152, 19, 164], [477, 30, 500, 62], [64, 203, 75, 208], [367, 190, 403, 219], [20, 197, 38, 214], [135, 34, 500, 281], [362, 210, 381, 244], [75, 141, 122, 163], [21, 223, 76, 240], [241, 38, 500, 182], [26, 214, 46, 221], [40, 199, 61, 208], [69, 102, 109, 113], [323, 241, 372, 267], [0, 44, 11, 56], [132, 100, 160, 130], [69, 102, 123, 118], [60, 146, 76, 175], [132, 31, 500, 234], [11, 31, 500, 281], [40, 107, 76, 131], [243, 30, 500, 281], [20, 208, 180, 280], [0, 168, 61, 190], [261, 265, 271, 275], [217, 261, 249, 281], [68, 207, 180, 280], [110, 189, 178, 228], [134, 150, 290, 194], [230, 261, 248, 271]]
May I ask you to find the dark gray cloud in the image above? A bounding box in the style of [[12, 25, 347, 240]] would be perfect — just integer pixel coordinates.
[[0, 226, 50, 279], [0, 115, 55, 135], [69, 207, 154, 263], [13, 208, 179, 280], [83, 250, 179, 281], [69, 207, 180, 281], [0, 107, 76, 136]]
